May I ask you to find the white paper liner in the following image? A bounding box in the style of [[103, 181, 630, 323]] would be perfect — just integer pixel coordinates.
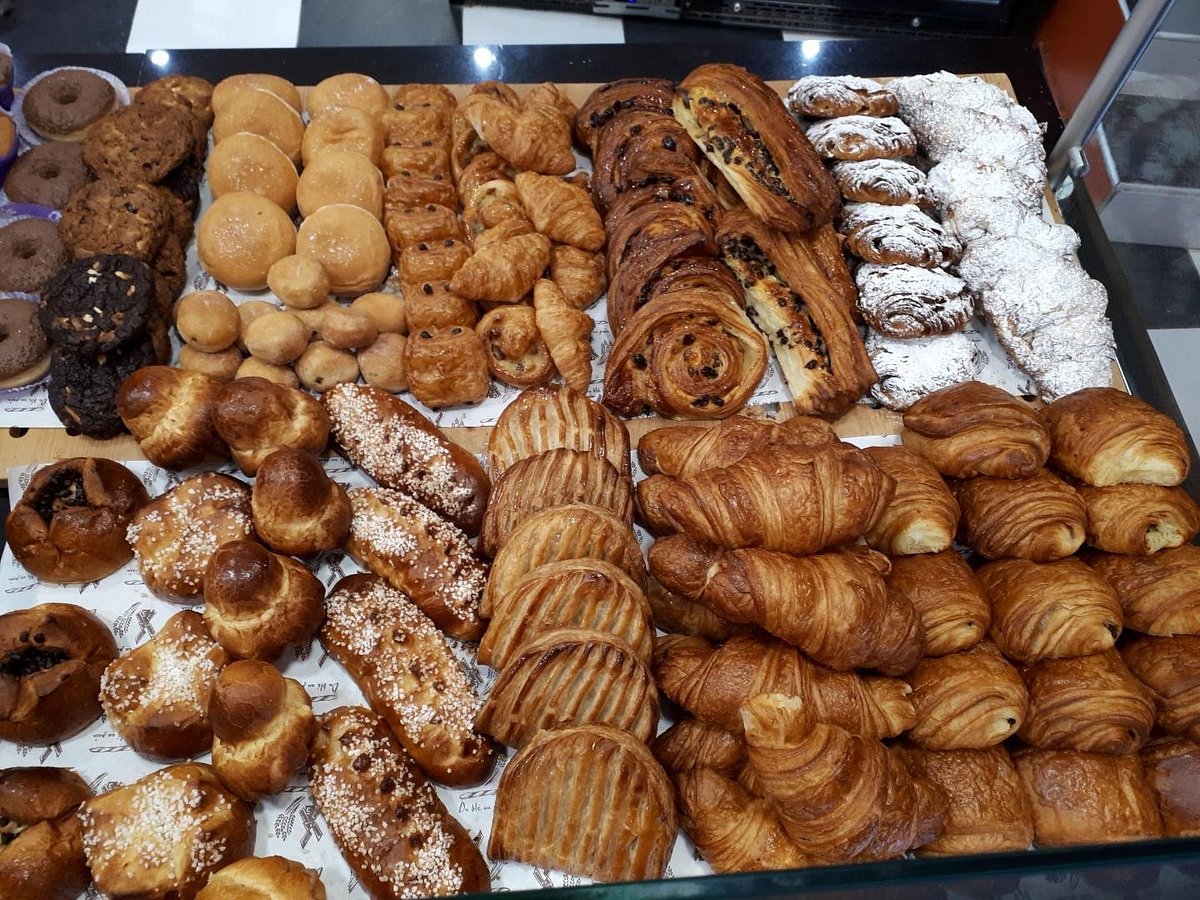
[[11, 66, 131, 148]]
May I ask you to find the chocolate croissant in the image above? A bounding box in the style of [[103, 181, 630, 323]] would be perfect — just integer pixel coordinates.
[[1018, 649, 1155, 755], [1078, 482, 1200, 555], [1041, 387, 1190, 486], [672, 64, 840, 233], [1141, 737, 1200, 837], [906, 641, 1028, 750], [886, 551, 990, 657], [863, 445, 959, 556], [1085, 545, 1200, 636], [1122, 635, 1200, 743], [591, 109, 707, 215], [977, 558, 1122, 665], [952, 469, 1086, 561], [901, 381, 1050, 479], [637, 414, 836, 478], [654, 633, 916, 739], [649, 536, 921, 675], [637, 443, 895, 555]]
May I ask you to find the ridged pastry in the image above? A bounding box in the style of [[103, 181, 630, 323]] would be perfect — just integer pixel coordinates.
[[650, 537, 922, 675], [482, 502, 645, 618], [786, 75, 898, 119], [977, 557, 1122, 665], [489, 723, 677, 882], [1012, 748, 1163, 846], [952, 469, 1086, 561], [1122, 635, 1200, 743], [1078, 482, 1200, 555], [654, 633, 916, 739], [1019, 649, 1154, 754], [863, 445, 959, 555], [487, 382, 631, 478], [1041, 387, 1190, 486], [637, 414, 836, 478], [806, 115, 917, 161], [855, 263, 973, 339], [480, 448, 632, 557], [476, 628, 659, 747], [344, 487, 487, 641], [897, 747, 1034, 856], [1141, 737, 1200, 836], [886, 551, 990, 657], [672, 64, 840, 233], [653, 718, 747, 779], [1085, 545, 1200, 636], [637, 443, 895, 555], [902, 381, 1050, 478], [250, 448, 352, 557], [831, 158, 926, 206], [838, 202, 960, 268], [906, 641, 1028, 749], [320, 575, 497, 785], [479, 559, 652, 670], [309, 706, 489, 898]]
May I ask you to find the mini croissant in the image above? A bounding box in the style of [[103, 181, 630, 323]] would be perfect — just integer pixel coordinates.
[[550, 244, 606, 310], [533, 278, 594, 393], [515, 172, 605, 251], [449, 231, 550, 303], [653, 718, 747, 779], [458, 90, 575, 175]]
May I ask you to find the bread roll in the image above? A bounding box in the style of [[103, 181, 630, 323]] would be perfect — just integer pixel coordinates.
[[303, 105, 384, 166], [307, 72, 390, 119], [206, 131, 299, 212], [0, 808, 90, 900], [197, 191, 297, 291], [297, 203, 391, 297], [251, 448, 351, 557]]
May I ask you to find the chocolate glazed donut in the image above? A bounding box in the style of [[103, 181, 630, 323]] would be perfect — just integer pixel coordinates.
[[22, 69, 116, 142]]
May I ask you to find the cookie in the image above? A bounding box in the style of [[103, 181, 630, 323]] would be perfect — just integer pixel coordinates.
[[0, 218, 71, 294], [58, 177, 170, 262], [4, 141, 94, 210], [39, 254, 156, 356], [162, 156, 204, 211], [83, 102, 195, 184], [151, 232, 188, 313], [157, 186, 195, 244], [135, 74, 215, 128], [49, 339, 155, 438]]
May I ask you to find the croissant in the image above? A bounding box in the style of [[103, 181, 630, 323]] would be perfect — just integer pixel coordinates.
[[901, 381, 1050, 479], [906, 642, 1028, 749], [458, 90, 575, 175], [740, 694, 942, 861], [896, 747, 1035, 856], [1121, 635, 1200, 743], [863, 446, 959, 556], [1041, 387, 1190, 486], [654, 633, 916, 739], [533, 278, 594, 393], [449, 231, 550, 303], [676, 766, 810, 873], [645, 577, 749, 641], [1077, 482, 1200, 555], [886, 551, 990, 657], [952, 469, 1086, 561], [1018, 650, 1155, 754], [977, 558, 1122, 665], [1141, 737, 1200, 837], [653, 718, 747, 779], [461, 179, 529, 240], [550, 244, 607, 311], [649, 536, 921, 675], [603, 291, 768, 419], [514, 172, 604, 252], [637, 443, 895, 555], [1085, 544, 1200, 636], [637, 414, 836, 478]]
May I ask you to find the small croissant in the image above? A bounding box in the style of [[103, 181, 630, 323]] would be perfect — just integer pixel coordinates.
[[515, 172, 605, 252], [459, 91, 575, 175], [450, 232, 551, 303], [550, 244, 607, 310], [534, 278, 594, 392]]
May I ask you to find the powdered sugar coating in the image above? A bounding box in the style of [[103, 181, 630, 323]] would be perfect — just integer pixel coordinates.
[[855, 263, 974, 338], [867, 330, 987, 411], [839, 202, 961, 267], [786, 75, 897, 118], [832, 159, 927, 206], [806, 115, 916, 161]]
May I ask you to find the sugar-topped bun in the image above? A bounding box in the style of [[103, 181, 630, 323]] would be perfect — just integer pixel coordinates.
[[296, 148, 384, 220], [213, 73, 302, 115], [198, 192, 297, 291], [297, 203, 390, 297], [307, 72, 390, 119], [302, 106, 384, 167], [207, 131, 299, 213], [212, 87, 306, 165]]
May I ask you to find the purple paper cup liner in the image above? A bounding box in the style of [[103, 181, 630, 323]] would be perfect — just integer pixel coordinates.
[[0, 119, 16, 189], [0, 292, 51, 398]]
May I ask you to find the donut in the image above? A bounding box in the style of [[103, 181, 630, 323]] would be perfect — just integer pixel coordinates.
[[302, 106, 384, 167], [4, 142, 92, 209], [0, 297, 50, 385], [22, 69, 117, 142], [268, 255, 330, 310], [0, 218, 71, 294]]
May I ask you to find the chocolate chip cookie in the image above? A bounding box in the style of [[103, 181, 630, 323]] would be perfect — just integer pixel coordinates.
[[39, 254, 156, 356], [58, 177, 169, 262], [49, 339, 155, 438], [135, 74, 215, 128], [83, 102, 196, 184]]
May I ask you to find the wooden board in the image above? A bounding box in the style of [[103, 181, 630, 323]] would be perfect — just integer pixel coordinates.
[[0, 72, 1123, 476]]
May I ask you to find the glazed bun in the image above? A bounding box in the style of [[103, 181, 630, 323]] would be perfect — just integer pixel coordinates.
[[268, 255, 331, 310], [196, 855, 327, 900], [206, 131, 299, 213], [213, 88, 305, 165], [198, 192, 297, 291], [213, 376, 331, 476], [251, 448, 353, 557], [0, 767, 91, 825], [5, 458, 148, 583], [0, 809, 90, 900], [212, 73, 303, 116], [307, 72, 390, 119], [297, 203, 391, 297], [302, 106, 384, 167], [296, 148, 385, 220], [0, 603, 118, 744]]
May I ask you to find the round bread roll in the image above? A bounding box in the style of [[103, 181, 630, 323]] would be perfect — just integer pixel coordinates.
[[176, 290, 240, 352], [295, 340, 359, 392], [252, 448, 353, 558], [196, 855, 327, 900], [358, 332, 409, 392], [291, 301, 335, 342], [351, 291, 406, 334], [321, 305, 378, 350], [296, 148, 384, 220], [206, 131, 299, 213], [197, 192, 297, 291], [268, 255, 330, 310], [307, 72, 389, 119], [213, 88, 306, 165], [212, 73, 303, 115], [236, 356, 300, 388], [302, 107, 384, 167], [237, 300, 280, 350], [179, 345, 244, 383], [296, 203, 390, 297], [244, 310, 309, 366]]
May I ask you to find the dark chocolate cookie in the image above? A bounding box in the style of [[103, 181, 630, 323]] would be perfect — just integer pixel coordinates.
[[48, 339, 155, 438], [0, 218, 71, 294], [39, 254, 155, 356], [58, 177, 169, 262], [5, 141, 94, 210], [83, 102, 195, 184], [161, 156, 203, 211]]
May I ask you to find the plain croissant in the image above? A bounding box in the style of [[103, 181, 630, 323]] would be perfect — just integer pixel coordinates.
[[636, 414, 836, 478]]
